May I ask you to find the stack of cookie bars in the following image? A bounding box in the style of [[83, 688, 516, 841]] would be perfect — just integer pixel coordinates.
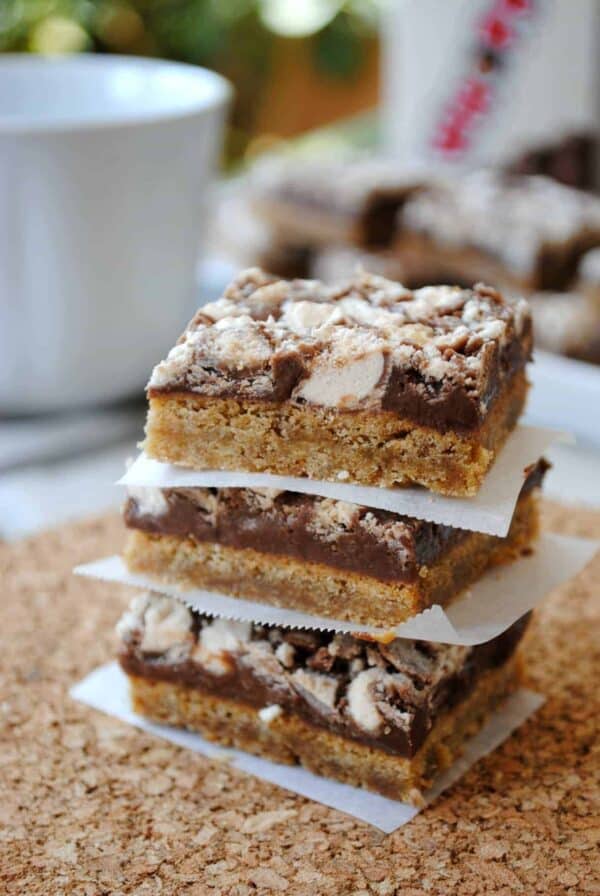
[[115, 266, 546, 805]]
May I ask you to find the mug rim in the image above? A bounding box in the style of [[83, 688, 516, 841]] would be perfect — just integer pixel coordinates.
[[0, 53, 232, 134]]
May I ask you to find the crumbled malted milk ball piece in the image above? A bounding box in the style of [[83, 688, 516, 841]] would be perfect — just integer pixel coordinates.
[[578, 247, 600, 284], [307, 498, 359, 540], [275, 642, 295, 669], [280, 300, 344, 333], [291, 668, 339, 710], [192, 618, 251, 676], [258, 704, 282, 724], [346, 668, 387, 733], [127, 486, 169, 518], [141, 595, 194, 655], [116, 592, 194, 659], [296, 349, 385, 408]]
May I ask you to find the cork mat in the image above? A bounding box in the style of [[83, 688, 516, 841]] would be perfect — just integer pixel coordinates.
[[1, 501, 599, 895]]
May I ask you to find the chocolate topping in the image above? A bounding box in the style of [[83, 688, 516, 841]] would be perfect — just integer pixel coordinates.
[[124, 461, 547, 584], [148, 268, 532, 434]]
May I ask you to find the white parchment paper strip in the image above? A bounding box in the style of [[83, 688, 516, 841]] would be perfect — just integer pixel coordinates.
[[74, 533, 597, 645], [119, 425, 565, 537], [70, 662, 544, 833]]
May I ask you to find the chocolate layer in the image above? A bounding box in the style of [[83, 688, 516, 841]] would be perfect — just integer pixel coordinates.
[[119, 611, 530, 760], [125, 461, 547, 584]]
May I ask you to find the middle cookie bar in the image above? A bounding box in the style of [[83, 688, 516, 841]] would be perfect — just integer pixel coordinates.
[[124, 460, 546, 628]]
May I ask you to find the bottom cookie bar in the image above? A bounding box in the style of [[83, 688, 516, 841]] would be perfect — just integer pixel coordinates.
[[117, 595, 529, 804]]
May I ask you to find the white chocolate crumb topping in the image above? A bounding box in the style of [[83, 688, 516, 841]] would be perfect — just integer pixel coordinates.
[[347, 668, 386, 733], [116, 592, 194, 660], [127, 485, 169, 518], [251, 155, 423, 215], [147, 267, 531, 418], [116, 594, 484, 740], [528, 292, 600, 356]]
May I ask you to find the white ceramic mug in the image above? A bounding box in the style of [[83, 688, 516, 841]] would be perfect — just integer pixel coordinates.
[[0, 54, 230, 413]]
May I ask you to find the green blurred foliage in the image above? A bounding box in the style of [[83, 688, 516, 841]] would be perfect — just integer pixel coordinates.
[[0, 0, 381, 161]]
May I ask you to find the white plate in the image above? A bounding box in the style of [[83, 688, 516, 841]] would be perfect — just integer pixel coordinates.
[[527, 350, 600, 447]]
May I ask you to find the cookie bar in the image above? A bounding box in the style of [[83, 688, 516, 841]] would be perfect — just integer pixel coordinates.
[[251, 158, 422, 250], [123, 461, 545, 627], [144, 269, 532, 496], [396, 171, 600, 292], [118, 595, 529, 804]]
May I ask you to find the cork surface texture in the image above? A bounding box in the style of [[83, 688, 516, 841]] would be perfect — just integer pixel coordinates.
[[0, 500, 599, 895]]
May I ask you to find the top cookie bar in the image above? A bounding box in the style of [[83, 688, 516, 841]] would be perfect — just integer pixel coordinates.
[[145, 268, 531, 496]]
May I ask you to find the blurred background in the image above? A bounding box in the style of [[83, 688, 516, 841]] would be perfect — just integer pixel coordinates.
[[1, 0, 599, 538], [0, 0, 382, 165]]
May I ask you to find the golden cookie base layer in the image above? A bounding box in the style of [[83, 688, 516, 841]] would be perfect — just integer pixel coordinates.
[[124, 493, 538, 627], [145, 370, 528, 497], [126, 656, 519, 805]]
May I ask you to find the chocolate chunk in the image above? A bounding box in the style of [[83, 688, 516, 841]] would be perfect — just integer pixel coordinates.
[[307, 647, 336, 673], [281, 630, 322, 652], [328, 634, 364, 660], [271, 350, 306, 401]]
